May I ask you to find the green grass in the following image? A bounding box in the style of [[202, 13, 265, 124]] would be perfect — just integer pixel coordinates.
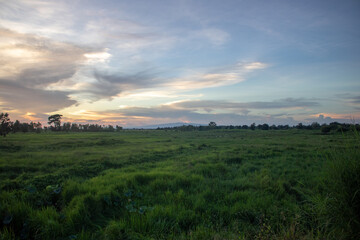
[[0, 129, 359, 239]]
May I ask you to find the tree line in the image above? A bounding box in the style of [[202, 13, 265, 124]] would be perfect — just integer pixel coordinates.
[[1, 112, 359, 137], [157, 121, 360, 133], [0, 113, 123, 137]]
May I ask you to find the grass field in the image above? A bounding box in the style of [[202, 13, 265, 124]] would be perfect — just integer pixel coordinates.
[[0, 130, 359, 239]]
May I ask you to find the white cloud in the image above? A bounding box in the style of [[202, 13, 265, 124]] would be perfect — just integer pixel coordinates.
[[167, 61, 268, 90], [0, 28, 91, 81], [243, 62, 268, 70], [0, 0, 75, 40], [84, 50, 112, 64]]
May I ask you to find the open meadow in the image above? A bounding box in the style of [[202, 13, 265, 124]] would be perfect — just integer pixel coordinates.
[[0, 129, 359, 239]]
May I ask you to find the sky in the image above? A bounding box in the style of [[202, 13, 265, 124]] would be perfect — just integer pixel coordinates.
[[0, 0, 359, 127]]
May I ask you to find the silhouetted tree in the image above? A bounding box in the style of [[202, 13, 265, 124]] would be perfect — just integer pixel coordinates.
[[208, 122, 217, 128], [261, 123, 269, 130], [311, 122, 320, 130], [48, 114, 62, 131], [0, 113, 12, 137], [12, 120, 20, 133], [199, 126, 206, 131], [81, 124, 89, 131], [20, 123, 29, 133], [321, 124, 331, 134], [337, 124, 350, 132], [71, 123, 79, 132], [62, 122, 71, 132], [34, 122, 42, 133], [270, 124, 278, 130], [106, 125, 115, 132], [250, 123, 256, 130], [28, 121, 35, 132], [329, 122, 340, 131]]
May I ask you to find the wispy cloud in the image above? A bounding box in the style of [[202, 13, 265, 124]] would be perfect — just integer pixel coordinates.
[[167, 62, 267, 90], [46, 60, 267, 101], [334, 94, 360, 109], [0, 0, 75, 39], [83, 18, 178, 52], [350, 96, 360, 104], [45, 70, 157, 101], [170, 98, 319, 112], [78, 98, 318, 127]]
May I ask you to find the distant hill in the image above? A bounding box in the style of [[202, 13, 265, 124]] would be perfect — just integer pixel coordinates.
[[128, 122, 205, 129]]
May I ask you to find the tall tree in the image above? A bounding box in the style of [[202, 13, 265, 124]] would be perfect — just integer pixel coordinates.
[[0, 113, 12, 137], [48, 114, 62, 131]]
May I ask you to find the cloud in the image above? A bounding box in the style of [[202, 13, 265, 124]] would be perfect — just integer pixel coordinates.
[[0, 28, 98, 117], [83, 18, 177, 52], [0, 27, 267, 111], [74, 97, 320, 127], [95, 61, 267, 98], [167, 62, 267, 90], [305, 113, 360, 124], [46, 60, 267, 101], [334, 94, 360, 109], [46, 67, 163, 101], [0, 0, 75, 39], [0, 28, 92, 83], [170, 98, 318, 112], [90, 98, 318, 127], [106, 105, 299, 127], [82, 69, 161, 99], [0, 80, 76, 113], [349, 96, 360, 104]]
